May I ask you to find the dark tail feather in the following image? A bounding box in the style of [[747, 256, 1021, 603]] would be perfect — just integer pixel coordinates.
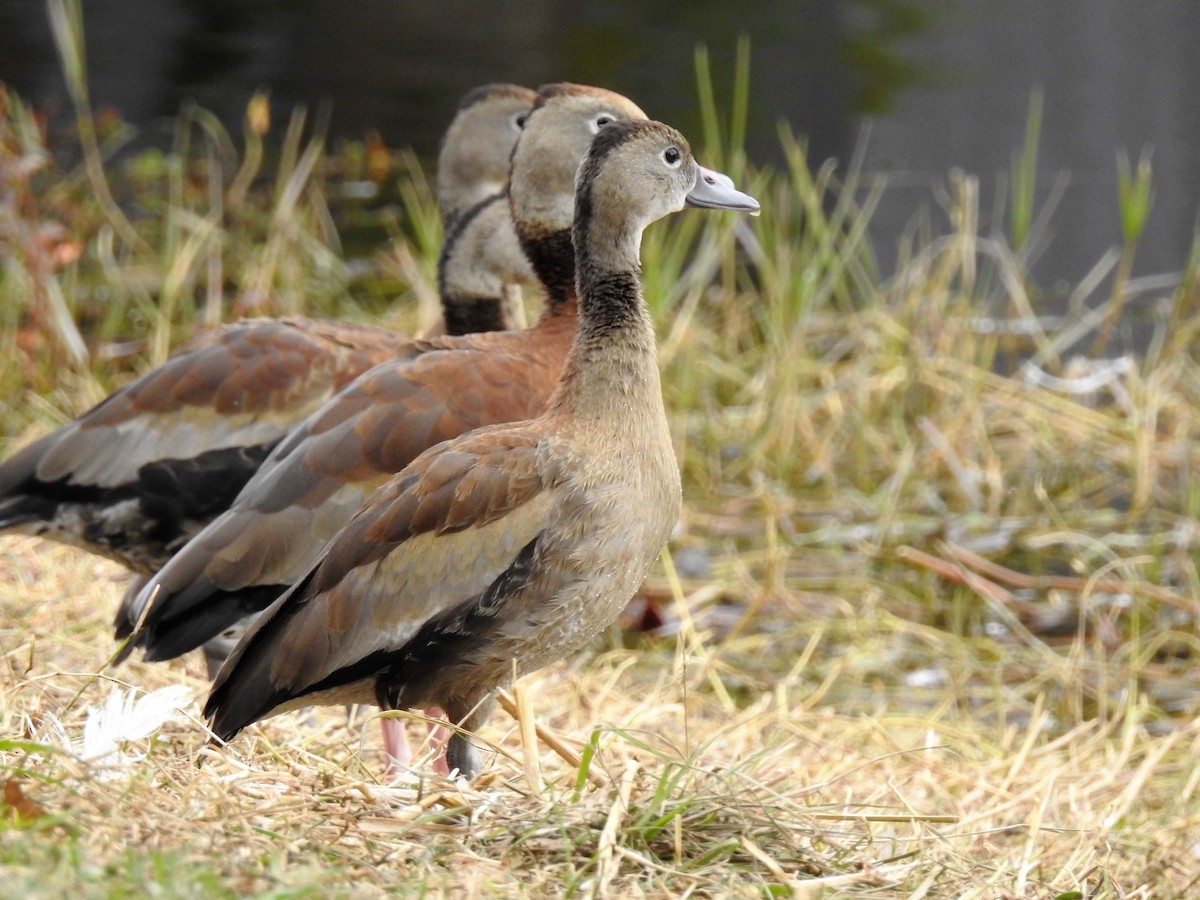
[[202, 622, 292, 742], [0, 495, 56, 532], [141, 583, 287, 663], [112, 574, 151, 641], [203, 568, 321, 741], [111, 635, 138, 666]]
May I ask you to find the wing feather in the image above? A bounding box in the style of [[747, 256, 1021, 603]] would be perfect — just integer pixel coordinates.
[[129, 328, 570, 658], [205, 427, 554, 733], [32, 318, 403, 490]]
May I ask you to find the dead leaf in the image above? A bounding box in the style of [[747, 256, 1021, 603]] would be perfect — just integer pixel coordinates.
[[3, 779, 48, 823]]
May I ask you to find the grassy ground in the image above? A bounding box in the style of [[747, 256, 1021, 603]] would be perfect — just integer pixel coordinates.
[[4, 48, 1200, 897]]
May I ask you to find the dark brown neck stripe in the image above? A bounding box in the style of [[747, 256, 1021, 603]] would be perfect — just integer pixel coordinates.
[[575, 271, 642, 336], [518, 226, 575, 304], [441, 295, 509, 336]]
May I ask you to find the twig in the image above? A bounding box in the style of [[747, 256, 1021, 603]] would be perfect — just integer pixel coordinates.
[[47, 0, 148, 253], [943, 542, 1194, 612], [592, 758, 638, 897], [496, 688, 608, 789], [895, 546, 1039, 616], [510, 679, 543, 798]]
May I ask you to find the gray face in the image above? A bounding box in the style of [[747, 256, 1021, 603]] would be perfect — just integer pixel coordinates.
[[584, 121, 760, 233]]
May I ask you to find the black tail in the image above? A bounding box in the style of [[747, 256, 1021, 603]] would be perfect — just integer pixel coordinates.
[[202, 567, 321, 741], [0, 495, 56, 532], [141, 583, 286, 662]]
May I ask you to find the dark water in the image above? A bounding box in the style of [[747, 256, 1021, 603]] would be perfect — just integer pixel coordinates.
[[2, 0, 1198, 291]]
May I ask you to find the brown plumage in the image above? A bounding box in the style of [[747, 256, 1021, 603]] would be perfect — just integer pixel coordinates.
[[122, 84, 650, 669], [204, 118, 760, 779], [0, 83, 535, 580]]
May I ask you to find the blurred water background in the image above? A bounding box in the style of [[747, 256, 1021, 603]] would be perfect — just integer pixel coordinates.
[[1, 0, 1197, 292]]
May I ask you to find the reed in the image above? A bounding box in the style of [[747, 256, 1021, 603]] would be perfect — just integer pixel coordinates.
[[1, 43, 1199, 898]]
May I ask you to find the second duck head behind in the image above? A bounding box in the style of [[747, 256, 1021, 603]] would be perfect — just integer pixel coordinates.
[[509, 83, 649, 304]]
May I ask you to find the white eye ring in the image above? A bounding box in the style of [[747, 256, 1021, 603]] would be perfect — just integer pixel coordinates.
[[663, 146, 682, 168], [589, 112, 617, 133], [512, 112, 528, 131]]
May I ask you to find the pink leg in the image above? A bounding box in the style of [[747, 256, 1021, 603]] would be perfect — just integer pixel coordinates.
[[378, 708, 458, 777], [381, 715, 412, 777]]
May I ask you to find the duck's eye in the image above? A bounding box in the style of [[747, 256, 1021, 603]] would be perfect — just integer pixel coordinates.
[[590, 113, 616, 132], [513, 113, 528, 130], [663, 146, 682, 167]]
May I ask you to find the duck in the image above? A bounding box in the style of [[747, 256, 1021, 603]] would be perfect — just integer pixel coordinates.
[[433, 82, 540, 336], [120, 84, 651, 672], [203, 117, 760, 779], [0, 83, 536, 582], [435, 83, 536, 231]]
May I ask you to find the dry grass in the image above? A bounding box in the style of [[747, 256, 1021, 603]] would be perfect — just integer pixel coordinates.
[[4, 49, 1200, 896], [4, 525, 1200, 898]]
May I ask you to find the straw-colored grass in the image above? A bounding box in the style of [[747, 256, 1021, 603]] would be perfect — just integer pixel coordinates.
[[4, 33, 1200, 896], [5, 527, 1200, 897]]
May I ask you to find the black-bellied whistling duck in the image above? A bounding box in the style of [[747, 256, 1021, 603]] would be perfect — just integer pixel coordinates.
[[0, 83, 536, 582], [122, 85, 649, 673], [433, 82, 539, 335], [436, 83, 535, 231], [203, 118, 760, 779]]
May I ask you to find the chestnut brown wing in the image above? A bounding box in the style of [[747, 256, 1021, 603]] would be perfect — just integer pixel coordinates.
[[203, 426, 553, 739], [125, 329, 567, 660], [0, 317, 405, 572]]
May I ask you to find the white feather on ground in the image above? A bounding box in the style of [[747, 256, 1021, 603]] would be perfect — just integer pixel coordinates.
[[33, 684, 192, 777]]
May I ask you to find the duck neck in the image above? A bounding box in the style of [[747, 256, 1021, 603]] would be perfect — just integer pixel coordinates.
[[439, 295, 509, 335], [437, 193, 519, 334], [508, 108, 578, 307], [548, 215, 662, 425], [515, 224, 575, 308]]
